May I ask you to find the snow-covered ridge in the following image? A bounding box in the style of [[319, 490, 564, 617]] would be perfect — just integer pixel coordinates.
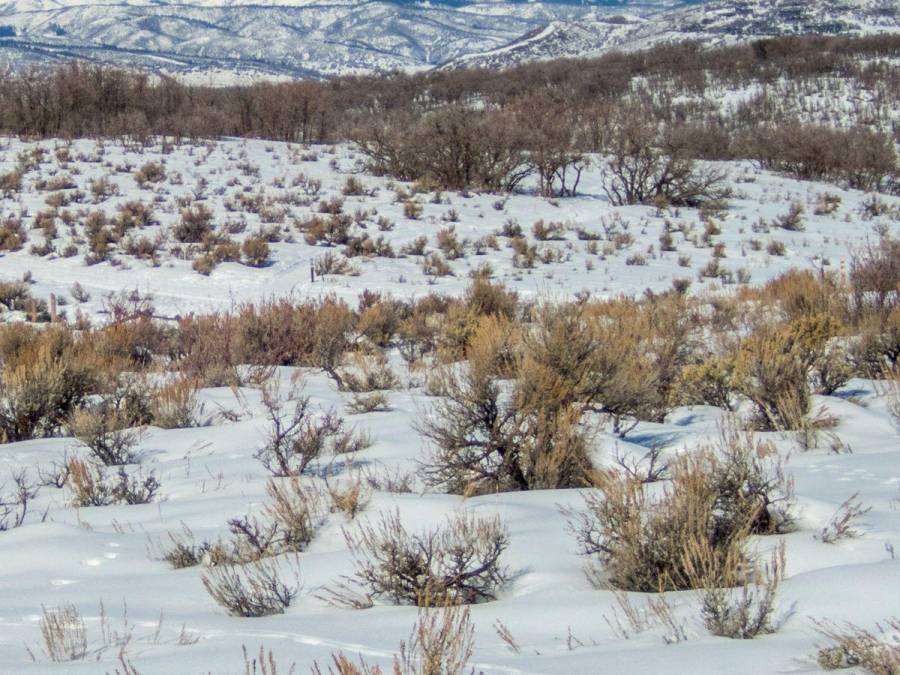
[[444, 0, 900, 71], [0, 0, 895, 81]]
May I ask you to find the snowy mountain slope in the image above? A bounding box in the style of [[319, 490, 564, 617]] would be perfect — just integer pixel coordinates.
[[0, 0, 894, 81], [0, 1, 598, 78], [446, 0, 900, 71]]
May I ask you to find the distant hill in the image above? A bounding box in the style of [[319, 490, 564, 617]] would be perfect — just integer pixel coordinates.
[[0, 0, 894, 82]]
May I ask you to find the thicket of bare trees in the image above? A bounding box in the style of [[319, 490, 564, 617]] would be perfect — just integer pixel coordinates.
[[0, 34, 895, 195]]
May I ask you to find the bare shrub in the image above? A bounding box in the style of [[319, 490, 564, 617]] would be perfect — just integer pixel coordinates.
[[242, 235, 271, 267], [818, 493, 872, 543], [732, 314, 838, 431], [395, 604, 476, 675], [814, 617, 900, 672], [419, 356, 590, 494], [773, 202, 805, 231], [673, 356, 735, 410], [202, 557, 301, 617], [309, 300, 356, 387], [601, 110, 729, 207], [161, 525, 235, 569], [314, 604, 475, 675], [325, 473, 371, 519], [353, 105, 528, 192], [115, 200, 155, 233], [40, 603, 87, 662], [174, 204, 214, 243], [0, 216, 26, 251], [346, 391, 390, 414], [850, 235, 900, 318], [604, 591, 687, 643], [336, 351, 398, 393], [69, 405, 140, 466], [242, 645, 297, 675], [697, 543, 785, 639], [0, 329, 100, 442], [0, 170, 22, 198], [256, 381, 363, 477], [339, 510, 509, 606], [67, 459, 159, 507], [151, 377, 204, 429], [568, 443, 775, 592], [134, 161, 166, 186], [0, 470, 37, 531], [253, 476, 323, 553]]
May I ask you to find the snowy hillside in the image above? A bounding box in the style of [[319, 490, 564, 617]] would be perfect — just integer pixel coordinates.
[[0, 0, 896, 80], [446, 0, 900, 71], [0, 133, 898, 674]]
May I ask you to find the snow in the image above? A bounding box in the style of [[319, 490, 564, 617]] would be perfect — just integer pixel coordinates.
[[0, 136, 896, 321], [0, 135, 899, 673]]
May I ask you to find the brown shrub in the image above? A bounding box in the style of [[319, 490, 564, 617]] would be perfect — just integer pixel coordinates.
[[732, 314, 839, 431], [340, 510, 509, 606], [0, 328, 102, 442], [174, 204, 214, 243], [242, 235, 270, 267], [0, 216, 26, 251], [568, 429, 789, 593], [255, 380, 365, 477], [202, 557, 300, 617]]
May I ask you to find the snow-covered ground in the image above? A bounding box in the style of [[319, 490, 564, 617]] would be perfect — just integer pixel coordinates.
[[0, 136, 896, 320], [0, 136, 899, 674]]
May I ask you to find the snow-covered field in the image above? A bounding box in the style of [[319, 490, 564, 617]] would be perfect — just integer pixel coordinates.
[[0, 136, 896, 319], [0, 136, 899, 674]]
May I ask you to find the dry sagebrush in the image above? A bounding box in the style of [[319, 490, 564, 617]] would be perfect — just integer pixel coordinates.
[[334, 510, 509, 607]]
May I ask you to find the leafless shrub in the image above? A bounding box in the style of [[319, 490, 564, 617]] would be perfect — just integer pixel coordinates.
[[814, 617, 900, 672], [0, 330, 99, 442], [229, 478, 324, 559], [612, 445, 669, 484], [336, 351, 398, 393], [40, 603, 88, 662], [151, 377, 205, 429], [696, 542, 785, 639], [773, 202, 805, 231], [134, 161, 166, 186], [256, 381, 363, 477], [604, 591, 687, 644], [818, 493, 872, 543], [338, 510, 509, 606], [202, 557, 301, 617], [568, 443, 773, 592], [600, 110, 729, 207], [69, 405, 140, 466], [732, 314, 838, 432], [0, 216, 26, 251], [315, 603, 476, 675], [850, 235, 900, 318], [325, 473, 371, 519], [315, 251, 356, 277], [346, 391, 390, 414], [174, 204, 214, 243], [422, 253, 453, 278], [67, 459, 159, 507], [420, 315, 592, 493], [395, 604, 476, 674], [0, 469, 38, 531], [361, 464, 415, 494], [243, 235, 271, 267], [160, 524, 235, 569], [242, 645, 297, 675], [493, 619, 520, 653]]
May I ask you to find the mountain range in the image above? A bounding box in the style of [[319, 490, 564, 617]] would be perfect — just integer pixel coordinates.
[[0, 0, 895, 82]]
